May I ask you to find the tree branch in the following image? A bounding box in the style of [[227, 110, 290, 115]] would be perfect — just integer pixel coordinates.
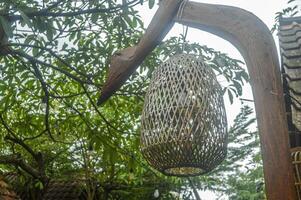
[[188, 178, 201, 200], [0, 154, 41, 179], [44, 85, 158, 177], [23, 129, 47, 141], [49, 90, 97, 99], [4, 135, 37, 159], [9, 43, 94, 82], [0, 113, 46, 177], [29, 61, 54, 141], [12, 50, 93, 85], [82, 85, 127, 136], [42, 0, 66, 12], [8, 0, 140, 21]]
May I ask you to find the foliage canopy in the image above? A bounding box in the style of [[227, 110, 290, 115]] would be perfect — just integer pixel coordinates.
[[0, 0, 263, 199]]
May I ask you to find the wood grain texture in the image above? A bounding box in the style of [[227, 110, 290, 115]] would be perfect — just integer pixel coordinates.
[[175, 2, 296, 199], [97, 0, 184, 105]]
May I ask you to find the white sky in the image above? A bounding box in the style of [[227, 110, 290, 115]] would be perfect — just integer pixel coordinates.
[[137, 0, 288, 199]]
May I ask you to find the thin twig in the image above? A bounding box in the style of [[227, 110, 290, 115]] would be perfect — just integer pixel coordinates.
[[23, 129, 47, 141], [0, 117, 46, 179], [0, 114, 39, 160], [16, 56, 72, 144], [9, 43, 94, 82], [30, 61, 54, 141], [9, 0, 140, 21], [0, 154, 41, 179], [12, 50, 92, 85], [43, 0, 66, 12], [82, 85, 128, 136], [187, 178, 201, 200], [240, 98, 254, 103], [47, 85, 159, 177]]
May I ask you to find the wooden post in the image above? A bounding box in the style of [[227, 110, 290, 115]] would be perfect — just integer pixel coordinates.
[[99, 2, 297, 198], [175, 2, 296, 199]]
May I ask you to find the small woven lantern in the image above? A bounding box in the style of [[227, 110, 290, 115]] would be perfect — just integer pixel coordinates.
[[291, 147, 301, 199], [140, 54, 228, 176]]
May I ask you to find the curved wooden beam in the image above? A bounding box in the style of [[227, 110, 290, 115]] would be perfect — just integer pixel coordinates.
[[175, 2, 296, 199], [98, 1, 296, 198]]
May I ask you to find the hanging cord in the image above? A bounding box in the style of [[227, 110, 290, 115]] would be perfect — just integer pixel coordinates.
[[176, 0, 205, 61], [176, 0, 189, 20], [177, 0, 189, 53], [182, 25, 189, 53], [164, 0, 190, 55]]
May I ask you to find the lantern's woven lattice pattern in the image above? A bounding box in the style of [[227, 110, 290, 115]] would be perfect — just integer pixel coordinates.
[[140, 54, 228, 176]]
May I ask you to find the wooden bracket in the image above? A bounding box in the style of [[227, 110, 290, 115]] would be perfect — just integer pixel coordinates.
[[98, 1, 297, 198]]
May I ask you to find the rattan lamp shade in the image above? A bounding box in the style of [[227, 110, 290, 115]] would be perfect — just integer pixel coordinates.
[[140, 54, 228, 176], [291, 147, 301, 199]]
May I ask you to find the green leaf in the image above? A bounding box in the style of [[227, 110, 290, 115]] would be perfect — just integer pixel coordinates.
[[0, 16, 13, 38], [19, 10, 33, 28], [69, 31, 76, 41], [32, 41, 39, 56], [128, 155, 135, 172], [34, 181, 44, 189], [91, 13, 99, 23], [46, 29, 53, 40], [62, 43, 68, 50], [233, 80, 243, 96], [26, 79, 36, 88], [148, 0, 155, 9], [132, 17, 138, 28], [228, 89, 234, 104], [24, 34, 35, 45]]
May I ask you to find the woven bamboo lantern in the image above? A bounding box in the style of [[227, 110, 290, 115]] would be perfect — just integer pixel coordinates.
[[291, 147, 301, 199], [140, 54, 228, 176]]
